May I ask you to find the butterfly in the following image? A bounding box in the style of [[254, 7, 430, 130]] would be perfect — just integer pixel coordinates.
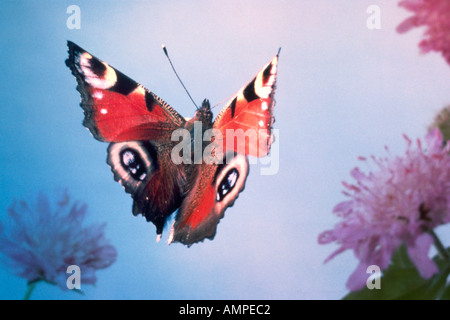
[[66, 41, 279, 246]]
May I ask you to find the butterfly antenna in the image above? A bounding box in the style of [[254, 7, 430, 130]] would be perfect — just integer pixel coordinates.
[[162, 45, 199, 110], [212, 92, 236, 110]]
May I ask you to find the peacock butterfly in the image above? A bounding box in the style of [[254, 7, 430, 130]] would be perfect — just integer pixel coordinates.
[[65, 41, 279, 246]]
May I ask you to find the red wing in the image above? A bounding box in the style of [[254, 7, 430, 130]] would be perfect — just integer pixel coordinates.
[[65, 41, 185, 143], [169, 153, 249, 246], [213, 50, 279, 157]]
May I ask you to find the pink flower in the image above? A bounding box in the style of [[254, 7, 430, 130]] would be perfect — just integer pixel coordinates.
[[0, 191, 117, 290], [319, 129, 450, 291], [397, 0, 450, 65]]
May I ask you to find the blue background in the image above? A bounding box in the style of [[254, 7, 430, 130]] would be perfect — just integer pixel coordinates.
[[0, 0, 449, 299]]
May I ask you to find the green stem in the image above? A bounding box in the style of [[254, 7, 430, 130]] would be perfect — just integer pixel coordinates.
[[23, 280, 39, 300], [429, 229, 449, 262]]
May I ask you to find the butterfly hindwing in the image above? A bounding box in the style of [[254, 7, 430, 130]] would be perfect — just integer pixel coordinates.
[[170, 153, 249, 246], [106, 140, 186, 235]]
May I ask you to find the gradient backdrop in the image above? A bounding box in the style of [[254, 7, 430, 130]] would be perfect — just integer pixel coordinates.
[[1, 0, 449, 299]]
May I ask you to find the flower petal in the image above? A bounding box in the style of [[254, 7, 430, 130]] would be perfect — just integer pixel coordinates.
[[0, 191, 117, 290], [319, 129, 450, 291], [346, 262, 370, 292], [406, 233, 438, 279]]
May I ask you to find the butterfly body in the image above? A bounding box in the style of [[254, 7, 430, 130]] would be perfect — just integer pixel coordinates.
[[66, 41, 279, 246]]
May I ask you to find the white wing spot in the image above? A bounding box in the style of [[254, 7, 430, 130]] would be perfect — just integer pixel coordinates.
[[259, 120, 264, 127], [80, 54, 117, 89], [100, 108, 108, 115], [93, 91, 103, 99], [261, 101, 268, 111]]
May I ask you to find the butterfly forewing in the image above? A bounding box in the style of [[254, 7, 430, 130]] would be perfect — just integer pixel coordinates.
[[65, 41, 185, 143], [213, 51, 279, 158]]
